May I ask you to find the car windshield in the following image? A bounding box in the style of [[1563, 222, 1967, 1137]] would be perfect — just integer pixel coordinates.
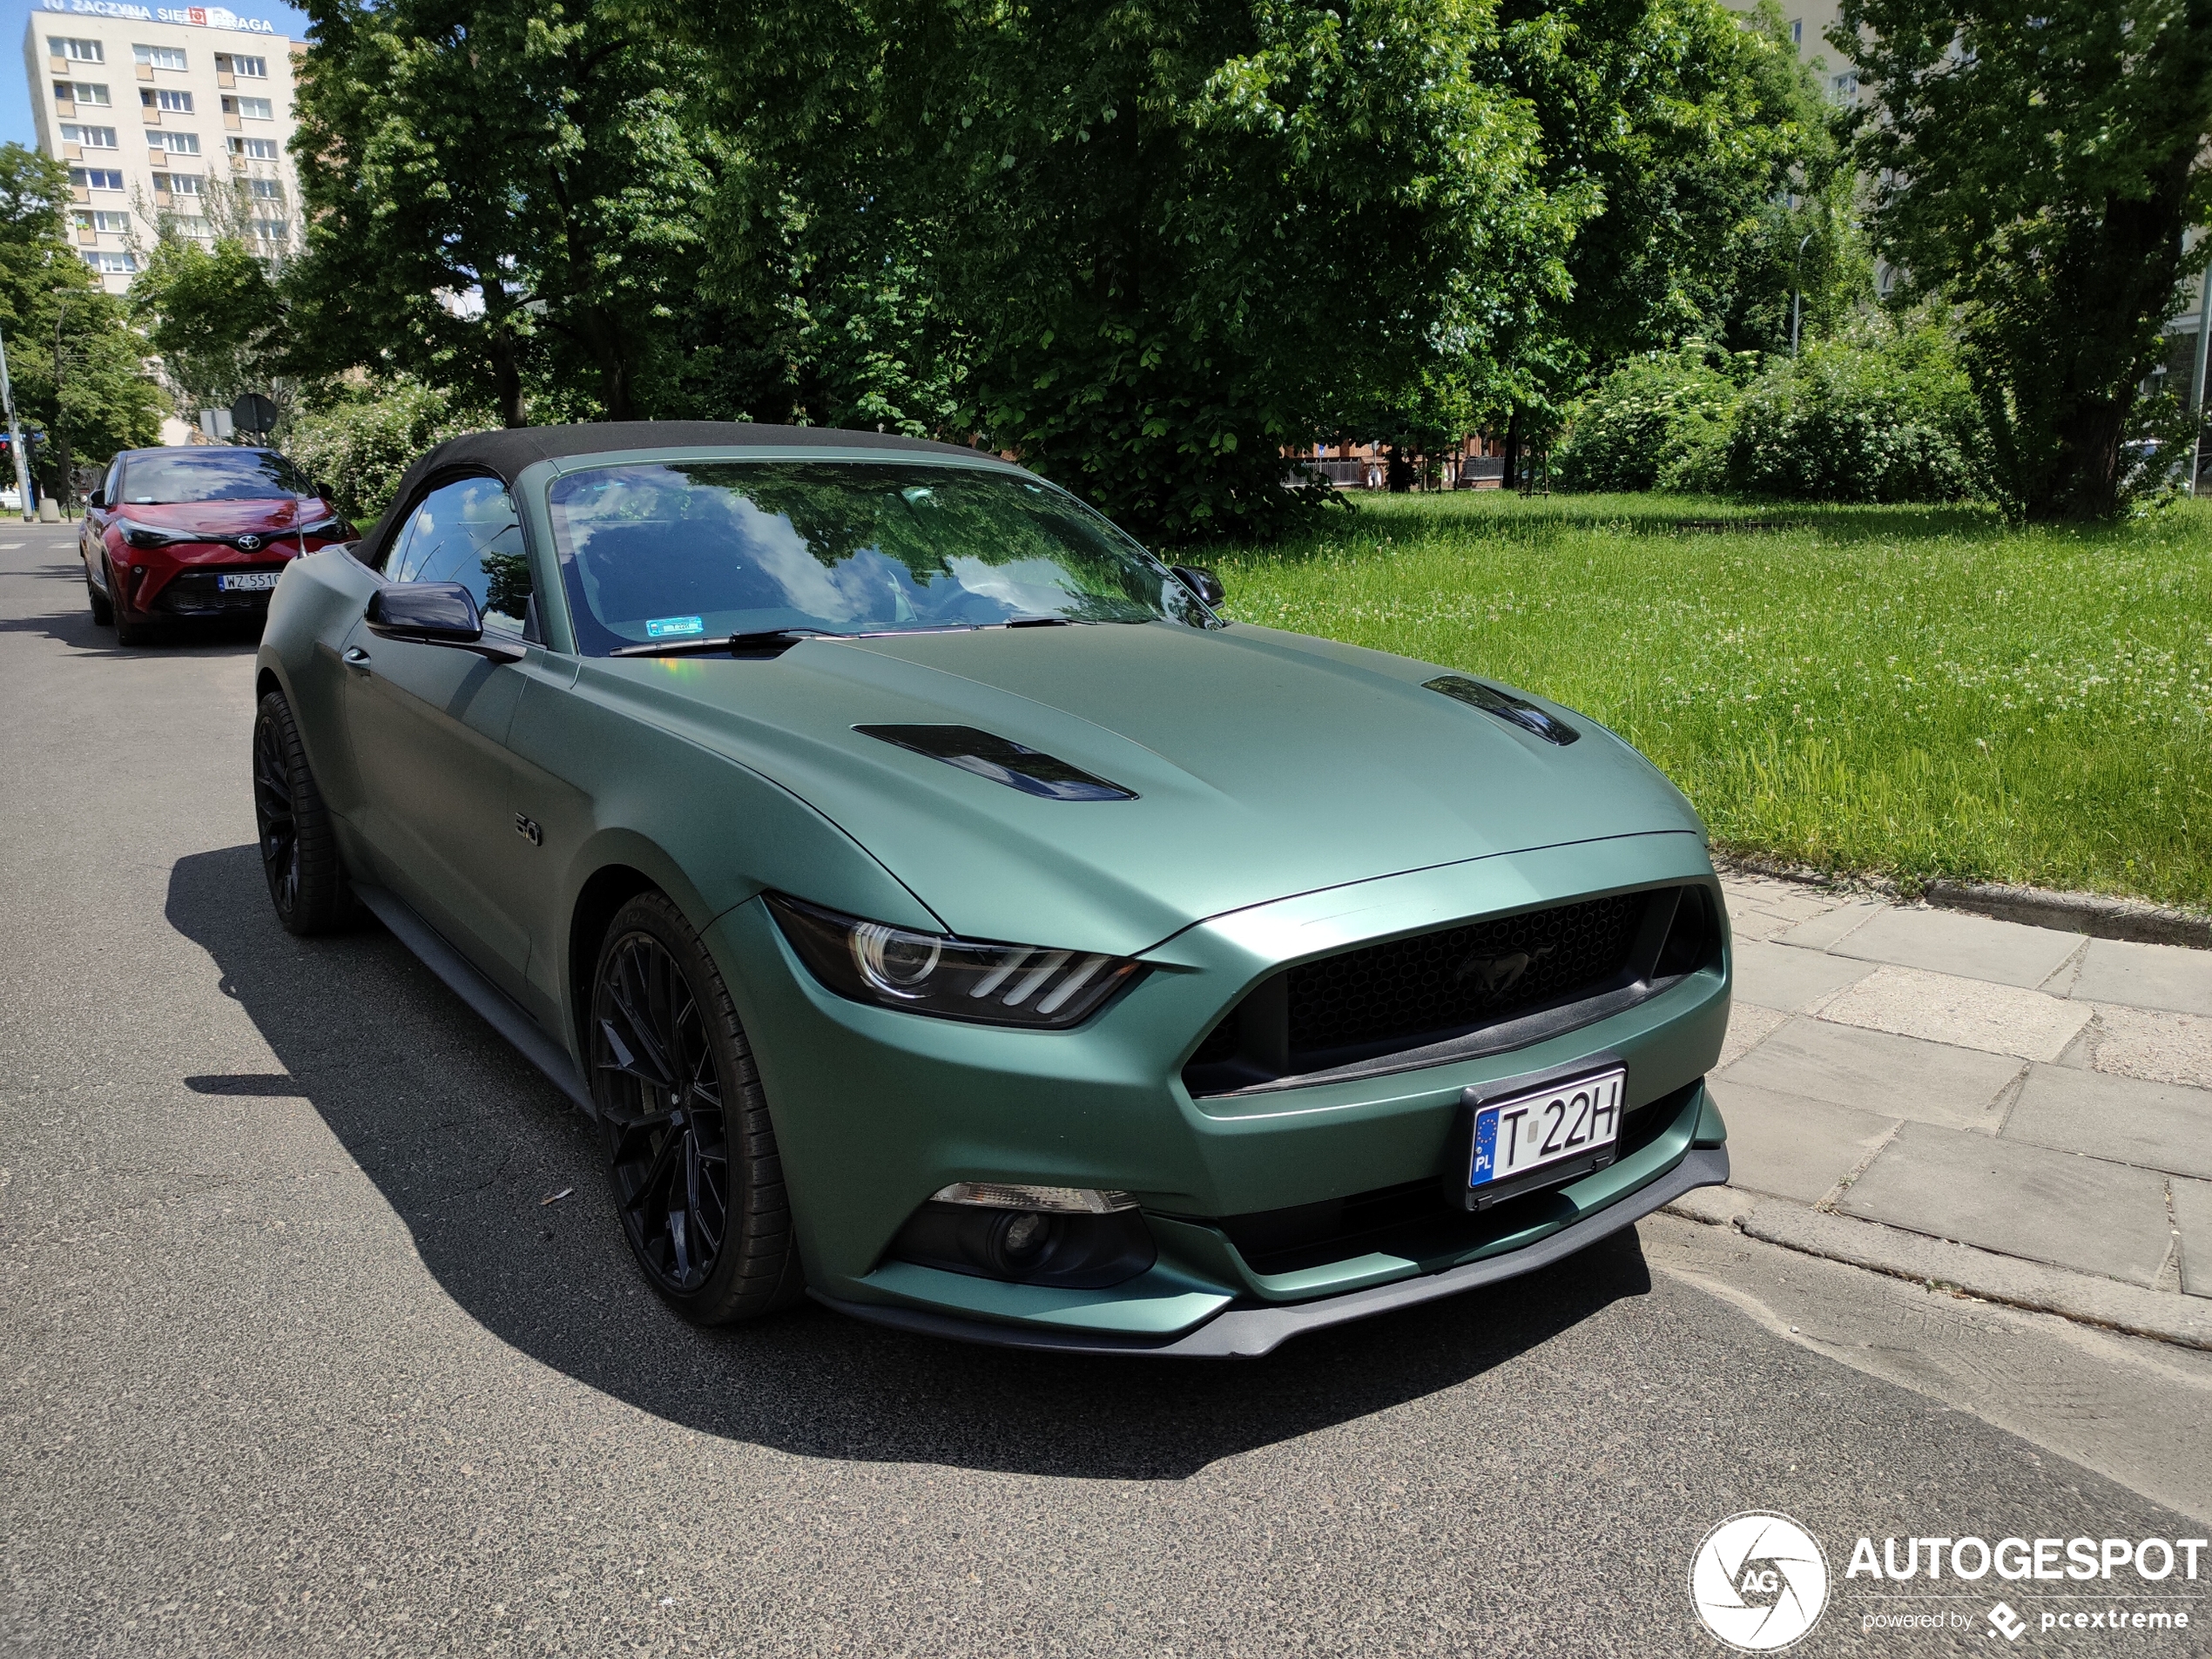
[[545, 460, 1212, 655], [120, 449, 314, 504]]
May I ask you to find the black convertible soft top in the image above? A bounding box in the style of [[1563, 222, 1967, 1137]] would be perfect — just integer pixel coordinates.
[[359, 421, 988, 567]]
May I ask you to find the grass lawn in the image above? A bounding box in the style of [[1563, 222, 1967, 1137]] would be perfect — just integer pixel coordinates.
[[1209, 492, 2212, 910]]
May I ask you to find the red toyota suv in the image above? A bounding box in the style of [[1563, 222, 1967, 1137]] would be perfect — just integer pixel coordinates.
[[81, 447, 353, 644]]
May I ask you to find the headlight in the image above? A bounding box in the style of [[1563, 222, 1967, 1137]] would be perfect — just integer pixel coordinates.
[[764, 894, 1141, 1028], [118, 519, 190, 550]]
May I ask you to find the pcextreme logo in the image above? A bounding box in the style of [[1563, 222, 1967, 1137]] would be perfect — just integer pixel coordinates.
[[1690, 1512, 1831, 1652]]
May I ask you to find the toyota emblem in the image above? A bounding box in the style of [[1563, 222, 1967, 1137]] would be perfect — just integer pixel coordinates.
[[236, 534, 262, 551]]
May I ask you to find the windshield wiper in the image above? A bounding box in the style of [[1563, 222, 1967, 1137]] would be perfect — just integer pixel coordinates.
[[611, 627, 840, 659]]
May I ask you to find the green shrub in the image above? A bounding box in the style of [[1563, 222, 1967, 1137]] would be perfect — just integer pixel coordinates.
[[1725, 320, 1989, 502], [1555, 350, 1744, 492], [287, 380, 488, 524]]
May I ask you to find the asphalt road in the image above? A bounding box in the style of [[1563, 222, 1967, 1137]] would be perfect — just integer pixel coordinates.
[[3, 523, 2208, 1657]]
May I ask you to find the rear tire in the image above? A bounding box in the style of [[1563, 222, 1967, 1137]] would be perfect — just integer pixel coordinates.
[[591, 892, 804, 1325], [252, 689, 356, 935]]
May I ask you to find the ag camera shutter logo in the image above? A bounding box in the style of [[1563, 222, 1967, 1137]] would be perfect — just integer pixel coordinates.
[[1689, 1512, 1831, 1651]]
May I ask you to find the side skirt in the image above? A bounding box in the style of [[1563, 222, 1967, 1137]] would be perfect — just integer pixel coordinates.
[[352, 880, 597, 1118]]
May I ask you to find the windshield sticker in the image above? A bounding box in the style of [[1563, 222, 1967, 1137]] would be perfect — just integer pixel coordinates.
[[645, 615, 705, 639]]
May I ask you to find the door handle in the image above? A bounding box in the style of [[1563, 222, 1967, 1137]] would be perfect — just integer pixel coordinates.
[[342, 645, 371, 671]]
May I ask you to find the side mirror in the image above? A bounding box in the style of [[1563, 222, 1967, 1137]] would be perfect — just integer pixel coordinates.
[[1171, 564, 1225, 608], [86, 489, 105, 509], [365, 582, 523, 662]]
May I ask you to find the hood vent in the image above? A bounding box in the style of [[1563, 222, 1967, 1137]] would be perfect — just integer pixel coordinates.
[[856, 725, 1137, 801], [1423, 676, 1580, 745]]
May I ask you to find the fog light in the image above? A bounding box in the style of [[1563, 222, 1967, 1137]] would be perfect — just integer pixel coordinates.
[[930, 1182, 1136, 1213]]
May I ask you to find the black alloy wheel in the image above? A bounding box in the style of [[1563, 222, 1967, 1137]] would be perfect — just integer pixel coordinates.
[[85, 559, 112, 625], [251, 690, 355, 935], [590, 893, 801, 1324]]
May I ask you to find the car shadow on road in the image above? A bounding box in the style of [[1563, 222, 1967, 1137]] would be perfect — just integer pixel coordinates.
[[0, 558, 265, 656], [168, 842, 1656, 1480]]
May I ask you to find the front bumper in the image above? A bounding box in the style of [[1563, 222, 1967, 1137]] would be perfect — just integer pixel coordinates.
[[710, 830, 1730, 1353]]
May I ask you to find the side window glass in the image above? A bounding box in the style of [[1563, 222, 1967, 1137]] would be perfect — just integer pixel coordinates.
[[387, 475, 531, 634], [101, 460, 122, 506]]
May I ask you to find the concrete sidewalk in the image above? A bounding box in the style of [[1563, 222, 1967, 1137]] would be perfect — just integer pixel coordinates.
[[1679, 873, 2212, 1346]]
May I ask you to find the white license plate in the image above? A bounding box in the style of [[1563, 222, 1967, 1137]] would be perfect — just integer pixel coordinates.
[[1469, 1067, 1625, 1190], [218, 571, 280, 592]]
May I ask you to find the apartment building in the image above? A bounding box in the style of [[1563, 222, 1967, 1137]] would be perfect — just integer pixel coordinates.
[[23, 1, 301, 293]]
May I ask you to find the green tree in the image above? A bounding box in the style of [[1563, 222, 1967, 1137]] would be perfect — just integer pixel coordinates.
[[0, 145, 162, 500], [1840, 0, 2212, 519], [129, 235, 286, 416], [290, 0, 716, 423]]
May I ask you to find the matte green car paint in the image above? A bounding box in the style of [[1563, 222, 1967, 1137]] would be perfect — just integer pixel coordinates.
[[256, 439, 1731, 1345]]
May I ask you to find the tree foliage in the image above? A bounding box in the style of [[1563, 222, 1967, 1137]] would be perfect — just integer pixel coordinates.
[[1842, 0, 2212, 519], [129, 235, 286, 415], [0, 145, 162, 496]]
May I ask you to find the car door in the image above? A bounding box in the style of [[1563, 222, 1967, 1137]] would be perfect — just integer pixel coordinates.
[[340, 473, 541, 996]]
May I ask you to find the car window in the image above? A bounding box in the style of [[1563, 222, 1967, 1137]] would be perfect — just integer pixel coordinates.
[[100, 459, 122, 506], [385, 475, 531, 635], [118, 448, 310, 502]]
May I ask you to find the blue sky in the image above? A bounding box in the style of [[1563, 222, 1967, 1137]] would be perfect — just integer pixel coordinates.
[[3, 0, 315, 148]]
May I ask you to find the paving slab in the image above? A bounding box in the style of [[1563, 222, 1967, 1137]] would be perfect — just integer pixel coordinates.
[[1730, 938, 1879, 1013], [1704, 1079, 1897, 1205], [2001, 1065, 2212, 1180], [2072, 1005, 2212, 1090], [2069, 937, 2212, 1017], [1716, 1015, 2022, 1130], [2175, 1177, 2212, 1299], [1818, 964, 2096, 1062], [1838, 1120, 2175, 1287], [1772, 899, 1886, 951], [1717, 1002, 1786, 1069], [1825, 905, 2084, 988]]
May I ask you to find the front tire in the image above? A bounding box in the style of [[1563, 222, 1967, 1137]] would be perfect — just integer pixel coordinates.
[[108, 560, 156, 646], [85, 563, 112, 626], [591, 893, 803, 1325], [252, 689, 355, 935]]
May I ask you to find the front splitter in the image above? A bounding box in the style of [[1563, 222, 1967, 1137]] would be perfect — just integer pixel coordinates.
[[811, 1144, 1729, 1358]]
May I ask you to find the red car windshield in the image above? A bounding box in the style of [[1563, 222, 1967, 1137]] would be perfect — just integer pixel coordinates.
[[120, 450, 313, 504]]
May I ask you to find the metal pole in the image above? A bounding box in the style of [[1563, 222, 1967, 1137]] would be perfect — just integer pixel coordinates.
[[2189, 253, 2212, 496], [0, 322, 33, 523], [1791, 232, 1813, 359]]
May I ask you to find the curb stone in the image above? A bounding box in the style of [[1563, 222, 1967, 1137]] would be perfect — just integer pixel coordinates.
[[1660, 1190, 2212, 1352], [1710, 852, 2212, 952]]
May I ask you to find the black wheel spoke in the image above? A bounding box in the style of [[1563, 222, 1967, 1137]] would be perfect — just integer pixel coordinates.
[[592, 926, 732, 1300]]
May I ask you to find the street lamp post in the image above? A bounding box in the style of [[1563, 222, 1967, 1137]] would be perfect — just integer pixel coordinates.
[[1791, 232, 1814, 360], [0, 321, 33, 523]]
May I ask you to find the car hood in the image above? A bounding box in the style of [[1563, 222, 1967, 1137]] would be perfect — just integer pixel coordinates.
[[586, 621, 1705, 955], [109, 497, 334, 535]]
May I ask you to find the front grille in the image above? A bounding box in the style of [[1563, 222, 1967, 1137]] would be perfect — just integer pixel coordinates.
[[1287, 890, 1643, 1055], [1183, 884, 1717, 1096], [156, 567, 284, 615]]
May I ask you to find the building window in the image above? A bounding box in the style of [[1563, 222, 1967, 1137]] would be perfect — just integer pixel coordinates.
[[61, 124, 118, 149], [1791, 18, 1804, 44], [1833, 72, 1859, 96], [154, 172, 203, 196], [145, 88, 193, 112], [222, 96, 276, 121], [50, 37, 104, 63], [215, 52, 268, 78], [251, 218, 288, 242], [84, 251, 137, 274], [74, 209, 133, 233], [134, 44, 189, 70], [70, 167, 126, 191], [227, 136, 281, 159], [155, 132, 201, 155], [247, 179, 283, 200], [57, 81, 111, 106]]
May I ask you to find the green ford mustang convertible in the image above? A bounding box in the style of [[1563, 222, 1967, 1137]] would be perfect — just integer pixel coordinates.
[[250, 421, 1730, 1356]]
